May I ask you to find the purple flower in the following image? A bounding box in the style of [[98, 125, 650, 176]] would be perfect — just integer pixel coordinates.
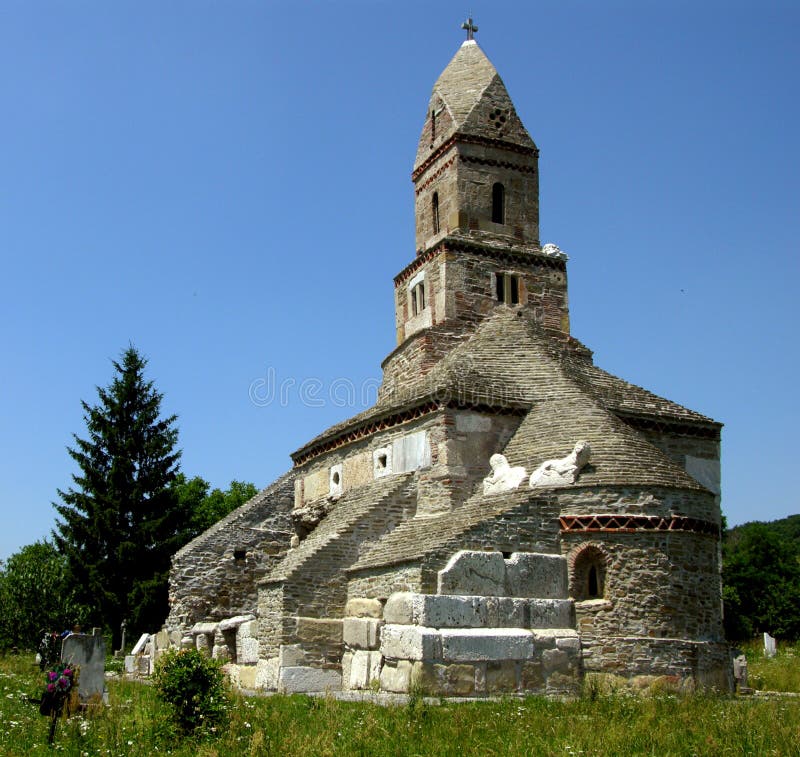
[[63, 668, 72, 677], [47, 683, 55, 693], [48, 672, 57, 681]]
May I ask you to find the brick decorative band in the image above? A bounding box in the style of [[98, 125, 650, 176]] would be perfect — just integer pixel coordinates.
[[394, 238, 563, 286], [412, 134, 538, 182], [560, 514, 720, 537], [459, 154, 537, 175]]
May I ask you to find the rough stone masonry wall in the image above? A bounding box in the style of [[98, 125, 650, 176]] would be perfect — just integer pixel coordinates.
[[441, 248, 568, 334], [166, 472, 295, 637], [564, 529, 724, 642]]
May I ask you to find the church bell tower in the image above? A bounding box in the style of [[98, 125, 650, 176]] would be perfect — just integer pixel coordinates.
[[391, 29, 570, 350]]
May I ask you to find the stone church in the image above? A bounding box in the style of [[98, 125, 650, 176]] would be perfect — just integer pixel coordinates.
[[165, 34, 730, 696]]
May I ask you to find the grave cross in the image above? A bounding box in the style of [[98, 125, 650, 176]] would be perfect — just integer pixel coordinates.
[[461, 16, 478, 41]]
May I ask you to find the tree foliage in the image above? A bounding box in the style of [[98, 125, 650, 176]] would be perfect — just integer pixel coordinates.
[[52, 347, 191, 646], [173, 474, 259, 539], [723, 516, 800, 640], [0, 541, 83, 650]]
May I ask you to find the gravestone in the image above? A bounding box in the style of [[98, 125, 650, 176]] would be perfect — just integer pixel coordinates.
[[763, 632, 777, 658], [61, 628, 107, 704]]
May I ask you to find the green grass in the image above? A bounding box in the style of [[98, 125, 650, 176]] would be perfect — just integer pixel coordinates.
[[1, 652, 800, 756], [742, 639, 800, 693]]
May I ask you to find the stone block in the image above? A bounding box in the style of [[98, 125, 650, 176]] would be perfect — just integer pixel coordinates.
[[504, 553, 568, 599], [279, 644, 310, 667], [303, 468, 329, 503], [383, 592, 416, 624], [380, 660, 413, 693], [532, 628, 573, 648], [124, 655, 136, 674], [191, 622, 219, 636], [169, 630, 182, 646], [343, 618, 381, 650], [413, 661, 475, 696], [237, 637, 259, 665], [520, 661, 545, 691], [295, 617, 343, 646], [180, 636, 194, 650], [440, 628, 533, 662], [155, 629, 170, 649], [556, 636, 581, 652], [341, 651, 354, 690], [486, 660, 518, 693], [345, 597, 383, 619], [437, 550, 506, 596], [420, 594, 487, 628], [138, 655, 152, 676], [348, 650, 382, 689], [219, 614, 255, 632], [212, 644, 230, 662], [381, 625, 441, 661], [195, 634, 212, 655], [255, 657, 279, 690], [542, 648, 569, 674], [131, 633, 150, 655], [528, 599, 574, 629], [237, 664, 258, 690], [392, 431, 431, 474], [279, 666, 342, 693]]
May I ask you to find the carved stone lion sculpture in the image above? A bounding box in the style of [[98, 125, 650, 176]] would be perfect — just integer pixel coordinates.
[[529, 441, 592, 488], [483, 453, 528, 496]]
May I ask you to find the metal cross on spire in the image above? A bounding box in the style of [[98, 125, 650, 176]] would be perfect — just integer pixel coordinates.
[[461, 15, 478, 41]]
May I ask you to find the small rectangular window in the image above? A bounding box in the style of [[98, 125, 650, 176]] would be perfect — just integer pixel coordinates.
[[495, 273, 520, 305], [410, 282, 427, 316]]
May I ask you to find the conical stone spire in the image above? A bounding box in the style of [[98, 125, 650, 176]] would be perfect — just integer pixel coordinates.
[[415, 40, 536, 171]]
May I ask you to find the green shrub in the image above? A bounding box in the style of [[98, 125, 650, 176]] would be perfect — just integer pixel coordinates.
[[153, 648, 230, 735]]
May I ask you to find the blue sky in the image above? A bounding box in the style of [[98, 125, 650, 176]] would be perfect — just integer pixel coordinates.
[[1, 1, 798, 560]]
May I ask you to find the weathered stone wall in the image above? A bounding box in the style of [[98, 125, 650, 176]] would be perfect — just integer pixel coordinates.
[[565, 530, 724, 642], [579, 637, 731, 691], [392, 245, 569, 350], [346, 564, 424, 602], [166, 472, 294, 637], [416, 495, 564, 593]]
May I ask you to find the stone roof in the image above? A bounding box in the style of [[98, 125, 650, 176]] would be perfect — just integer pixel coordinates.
[[414, 41, 536, 170], [291, 307, 718, 466]]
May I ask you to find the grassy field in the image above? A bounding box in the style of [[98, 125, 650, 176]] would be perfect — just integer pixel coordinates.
[[1, 651, 799, 757]]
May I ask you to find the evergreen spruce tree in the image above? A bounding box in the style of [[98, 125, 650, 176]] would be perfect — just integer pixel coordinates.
[[53, 347, 189, 647]]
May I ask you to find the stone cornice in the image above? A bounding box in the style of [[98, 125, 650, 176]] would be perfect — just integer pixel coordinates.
[[412, 132, 539, 183], [393, 237, 565, 287]]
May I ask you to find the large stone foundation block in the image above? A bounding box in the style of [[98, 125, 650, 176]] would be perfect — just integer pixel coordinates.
[[414, 661, 475, 696], [255, 657, 279, 690], [486, 660, 519, 693], [295, 617, 343, 646], [381, 625, 441, 661], [440, 628, 534, 662], [343, 617, 381, 650], [345, 597, 383, 619], [344, 650, 382, 690], [504, 553, 568, 598], [437, 551, 506, 596], [278, 666, 342, 694], [380, 660, 414, 693]]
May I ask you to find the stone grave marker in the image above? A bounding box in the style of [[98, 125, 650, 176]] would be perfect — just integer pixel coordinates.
[[61, 628, 107, 704], [763, 632, 777, 658]]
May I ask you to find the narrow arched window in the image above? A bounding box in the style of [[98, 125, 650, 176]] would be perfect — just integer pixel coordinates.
[[431, 109, 436, 142], [492, 182, 505, 224], [571, 545, 608, 600], [432, 192, 440, 235], [588, 565, 599, 597]]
